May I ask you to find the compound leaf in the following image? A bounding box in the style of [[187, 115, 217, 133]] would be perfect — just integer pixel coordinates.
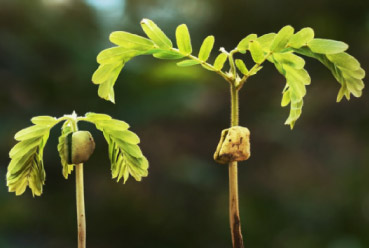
[[177, 60, 200, 67], [7, 117, 58, 196], [249, 40, 264, 64], [57, 121, 74, 179], [235, 59, 248, 75], [237, 34, 257, 53]]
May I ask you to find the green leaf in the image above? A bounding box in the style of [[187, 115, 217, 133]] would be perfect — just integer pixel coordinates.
[[293, 47, 365, 102], [85, 112, 112, 121], [281, 88, 291, 107], [326, 52, 360, 71], [249, 40, 264, 64], [270, 25, 294, 52], [237, 34, 257, 53], [57, 121, 74, 179], [140, 18, 172, 49], [92, 63, 121, 85], [198, 35, 215, 62], [97, 63, 124, 103], [31, 116, 58, 126], [176, 60, 200, 67], [273, 53, 305, 69], [176, 24, 192, 55], [213, 53, 228, 71], [257, 33, 276, 50], [288, 27, 314, 48], [109, 31, 155, 50], [15, 125, 50, 141], [307, 38, 348, 54], [7, 119, 56, 196], [97, 47, 140, 64], [153, 51, 185, 59], [235, 59, 248, 75]]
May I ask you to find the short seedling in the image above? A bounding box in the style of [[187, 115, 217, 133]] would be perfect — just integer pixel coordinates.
[[92, 19, 365, 248], [6, 112, 148, 248]]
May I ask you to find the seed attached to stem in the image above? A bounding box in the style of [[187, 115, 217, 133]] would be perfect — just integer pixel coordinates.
[[65, 131, 96, 164], [214, 126, 250, 164]]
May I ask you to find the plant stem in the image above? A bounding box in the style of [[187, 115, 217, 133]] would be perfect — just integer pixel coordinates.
[[71, 118, 86, 248], [229, 84, 244, 248], [76, 163, 86, 248]]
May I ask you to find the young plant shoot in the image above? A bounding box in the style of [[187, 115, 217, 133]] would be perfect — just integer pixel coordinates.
[[6, 112, 148, 248], [92, 19, 365, 248]]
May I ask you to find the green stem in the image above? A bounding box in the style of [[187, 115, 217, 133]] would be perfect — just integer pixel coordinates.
[[71, 119, 86, 248], [229, 84, 244, 248]]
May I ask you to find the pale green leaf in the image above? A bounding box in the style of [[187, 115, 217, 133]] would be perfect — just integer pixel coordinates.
[[85, 112, 112, 121], [288, 27, 314, 48], [235, 59, 248, 75], [109, 31, 155, 50], [198, 35, 215, 61], [213, 53, 228, 71], [249, 40, 264, 64], [92, 63, 121, 85], [15, 125, 50, 141], [57, 122, 74, 179], [153, 51, 185, 59], [326, 52, 360, 71], [176, 24, 192, 55], [140, 18, 172, 49], [97, 47, 140, 64], [308, 39, 348, 54], [176, 60, 200, 67], [257, 33, 276, 50], [96, 64, 124, 103], [270, 25, 294, 52], [31, 116, 58, 126], [273, 53, 305, 69], [237, 34, 257, 53], [281, 88, 291, 107]]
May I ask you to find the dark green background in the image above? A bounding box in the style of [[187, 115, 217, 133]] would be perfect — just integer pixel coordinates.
[[1, 0, 368, 247]]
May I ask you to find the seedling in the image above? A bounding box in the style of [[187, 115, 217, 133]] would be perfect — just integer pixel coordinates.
[[6, 112, 148, 248], [92, 19, 365, 248]]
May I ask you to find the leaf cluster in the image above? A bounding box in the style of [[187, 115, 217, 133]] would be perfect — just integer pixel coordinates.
[[92, 19, 365, 128], [7, 113, 148, 196]]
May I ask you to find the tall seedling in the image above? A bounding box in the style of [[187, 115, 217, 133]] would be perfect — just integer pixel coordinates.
[[92, 19, 365, 248], [6, 112, 149, 248]]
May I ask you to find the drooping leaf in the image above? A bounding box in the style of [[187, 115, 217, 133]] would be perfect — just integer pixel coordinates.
[[213, 53, 228, 71], [7, 118, 58, 196], [198, 35, 215, 61], [109, 31, 155, 50], [235, 59, 248, 75], [307, 38, 348, 54], [293, 46, 365, 101], [85, 115, 148, 183], [176, 24, 192, 55], [96, 63, 124, 103], [140, 18, 172, 49], [57, 121, 74, 179], [237, 34, 257, 53], [177, 60, 200, 67], [249, 40, 264, 64], [288, 27, 314, 48], [270, 25, 294, 52]]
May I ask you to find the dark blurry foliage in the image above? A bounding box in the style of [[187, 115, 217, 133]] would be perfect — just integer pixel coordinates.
[[0, 0, 369, 247]]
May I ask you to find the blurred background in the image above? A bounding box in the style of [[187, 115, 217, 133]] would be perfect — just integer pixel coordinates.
[[1, 0, 369, 247]]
